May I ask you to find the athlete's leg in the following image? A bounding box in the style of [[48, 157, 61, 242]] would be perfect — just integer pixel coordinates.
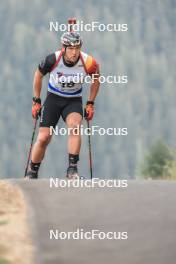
[[62, 97, 83, 178], [65, 112, 83, 179], [26, 93, 61, 179], [66, 112, 82, 155], [25, 128, 52, 178], [31, 127, 52, 163]]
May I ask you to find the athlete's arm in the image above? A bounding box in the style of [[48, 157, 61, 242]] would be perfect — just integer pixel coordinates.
[[84, 57, 100, 121], [33, 53, 56, 98], [33, 69, 43, 98], [88, 69, 100, 102], [87, 59, 100, 102]]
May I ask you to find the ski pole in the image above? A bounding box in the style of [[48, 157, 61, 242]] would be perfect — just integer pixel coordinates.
[[24, 116, 38, 177], [86, 120, 93, 179]]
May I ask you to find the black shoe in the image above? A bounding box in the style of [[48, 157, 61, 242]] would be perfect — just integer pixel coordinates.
[[66, 165, 79, 179], [25, 170, 38, 179]]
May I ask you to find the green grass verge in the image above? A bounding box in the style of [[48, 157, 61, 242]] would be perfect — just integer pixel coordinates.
[[0, 220, 8, 226], [0, 260, 10, 264]]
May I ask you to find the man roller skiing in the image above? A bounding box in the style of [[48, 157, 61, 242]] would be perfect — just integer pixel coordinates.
[[25, 20, 100, 179]]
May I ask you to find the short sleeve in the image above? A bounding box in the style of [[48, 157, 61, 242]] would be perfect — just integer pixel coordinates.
[[38, 53, 56, 75], [85, 56, 100, 75]]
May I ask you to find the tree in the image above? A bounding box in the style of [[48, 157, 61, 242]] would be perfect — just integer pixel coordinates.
[[141, 140, 174, 179]]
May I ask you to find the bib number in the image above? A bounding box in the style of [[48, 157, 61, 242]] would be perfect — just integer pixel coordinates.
[[61, 81, 75, 89]]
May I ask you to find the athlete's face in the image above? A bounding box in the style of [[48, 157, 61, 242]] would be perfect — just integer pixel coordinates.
[[64, 46, 81, 63]]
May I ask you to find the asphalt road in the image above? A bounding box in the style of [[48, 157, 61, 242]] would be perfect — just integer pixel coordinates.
[[14, 179, 176, 264]]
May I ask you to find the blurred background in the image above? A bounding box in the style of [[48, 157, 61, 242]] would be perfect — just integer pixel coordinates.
[[0, 0, 176, 179]]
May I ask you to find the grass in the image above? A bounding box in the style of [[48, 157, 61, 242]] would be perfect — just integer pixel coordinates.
[[0, 260, 10, 264], [0, 220, 8, 226]]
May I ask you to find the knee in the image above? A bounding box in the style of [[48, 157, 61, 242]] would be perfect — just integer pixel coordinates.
[[67, 115, 82, 128], [37, 134, 51, 147], [67, 120, 80, 129], [67, 120, 81, 136]]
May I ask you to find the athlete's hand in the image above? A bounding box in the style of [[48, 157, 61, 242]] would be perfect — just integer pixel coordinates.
[[84, 101, 94, 121], [32, 97, 41, 119]]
